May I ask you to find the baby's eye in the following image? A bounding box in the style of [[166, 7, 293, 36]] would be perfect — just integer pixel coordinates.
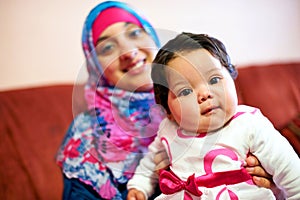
[[178, 88, 193, 97], [209, 77, 221, 85]]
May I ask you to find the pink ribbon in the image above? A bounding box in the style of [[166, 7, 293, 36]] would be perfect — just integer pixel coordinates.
[[159, 168, 252, 198], [159, 170, 203, 198]]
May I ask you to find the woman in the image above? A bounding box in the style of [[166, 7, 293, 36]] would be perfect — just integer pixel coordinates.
[[56, 1, 276, 199]]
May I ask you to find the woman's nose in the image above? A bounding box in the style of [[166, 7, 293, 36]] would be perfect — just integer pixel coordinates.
[[119, 49, 138, 61], [119, 38, 138, 61]]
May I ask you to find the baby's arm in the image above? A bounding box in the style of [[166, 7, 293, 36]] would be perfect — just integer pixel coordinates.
[[127, 136, 164, 199], [251, 113, 300, 199]]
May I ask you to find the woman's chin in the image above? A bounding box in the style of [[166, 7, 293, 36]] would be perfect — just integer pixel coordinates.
[[132, 83, 153, 92]]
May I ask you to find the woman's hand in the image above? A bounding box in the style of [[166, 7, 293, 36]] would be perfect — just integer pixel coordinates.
[[245, 154, 284, 199], [245, 154, 273, 187]]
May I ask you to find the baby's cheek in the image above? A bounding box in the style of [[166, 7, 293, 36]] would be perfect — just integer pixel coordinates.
[[168, 95, 200, 129], [174, 99, 200, 130], [181, 106, 200, 127]]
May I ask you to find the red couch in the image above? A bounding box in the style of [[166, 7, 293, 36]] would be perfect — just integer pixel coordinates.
[[0, 62, 299, 199]]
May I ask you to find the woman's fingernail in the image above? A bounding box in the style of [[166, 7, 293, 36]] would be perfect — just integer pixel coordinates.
[[246, 167, 254, 173], [253, 176, 261, 182]]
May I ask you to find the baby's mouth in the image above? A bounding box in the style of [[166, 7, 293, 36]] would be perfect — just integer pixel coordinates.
[[201, 106, 220, 115]]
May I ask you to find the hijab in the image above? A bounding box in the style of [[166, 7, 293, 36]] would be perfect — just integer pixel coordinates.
[[56, 1, 163, 199]]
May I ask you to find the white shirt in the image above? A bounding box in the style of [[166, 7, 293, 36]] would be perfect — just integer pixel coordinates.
[[127, 105, 300, 199]]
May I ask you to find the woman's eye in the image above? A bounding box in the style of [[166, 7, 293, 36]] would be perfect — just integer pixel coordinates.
[[128, 28, 143, 38], [96, 42, 116, 55], [209, 77, 221, 85], [178, 88, 193, 97]]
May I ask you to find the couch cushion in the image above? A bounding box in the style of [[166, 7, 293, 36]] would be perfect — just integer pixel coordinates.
[[235, 62, 300, 130], [0, 85, 76, 200], [280, 113, 300, 156]]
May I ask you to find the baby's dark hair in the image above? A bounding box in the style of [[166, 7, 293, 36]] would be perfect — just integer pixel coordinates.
[[151, 32, 238, 114]]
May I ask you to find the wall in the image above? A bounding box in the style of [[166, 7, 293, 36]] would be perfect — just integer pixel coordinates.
[[0, 0, 300, 90]]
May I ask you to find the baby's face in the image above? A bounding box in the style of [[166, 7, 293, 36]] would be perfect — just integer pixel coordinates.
[[166, 49, 238, 134]]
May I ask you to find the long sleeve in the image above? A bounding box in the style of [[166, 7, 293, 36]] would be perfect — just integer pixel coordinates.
[[127, 135, 165, 198], [249, 111, 300, 199]]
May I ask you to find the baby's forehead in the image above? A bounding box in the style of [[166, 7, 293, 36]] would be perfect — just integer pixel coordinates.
[[170, 48, 220, 65], [166, 54, 223, 75], [166, 66, 221, 80]]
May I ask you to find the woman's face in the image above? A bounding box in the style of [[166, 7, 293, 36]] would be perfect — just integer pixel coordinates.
[[95, 22, 157, 92]]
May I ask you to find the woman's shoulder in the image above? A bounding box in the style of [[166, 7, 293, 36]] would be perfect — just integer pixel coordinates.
[[56, 109, 97, 164], [64, 109, 99, 139], [72, 109, 96, 125]]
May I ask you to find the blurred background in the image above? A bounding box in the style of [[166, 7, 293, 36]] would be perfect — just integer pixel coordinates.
[[0, 0, 299, 91]]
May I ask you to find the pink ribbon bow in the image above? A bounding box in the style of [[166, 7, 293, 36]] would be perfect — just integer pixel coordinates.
[[159, 168, 252, 199], [159, 170, 203, 197]]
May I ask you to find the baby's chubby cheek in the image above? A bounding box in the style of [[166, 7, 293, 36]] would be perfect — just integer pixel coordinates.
[[169, 98, 201, 132]]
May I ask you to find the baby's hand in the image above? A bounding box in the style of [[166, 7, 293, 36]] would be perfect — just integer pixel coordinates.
[[127, 188, 146, 200]]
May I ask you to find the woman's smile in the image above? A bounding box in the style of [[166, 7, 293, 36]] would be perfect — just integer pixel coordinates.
[[123, 59, 147, 75]]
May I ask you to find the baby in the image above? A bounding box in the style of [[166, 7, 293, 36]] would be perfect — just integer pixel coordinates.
[[127, 32, 300, 199]]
